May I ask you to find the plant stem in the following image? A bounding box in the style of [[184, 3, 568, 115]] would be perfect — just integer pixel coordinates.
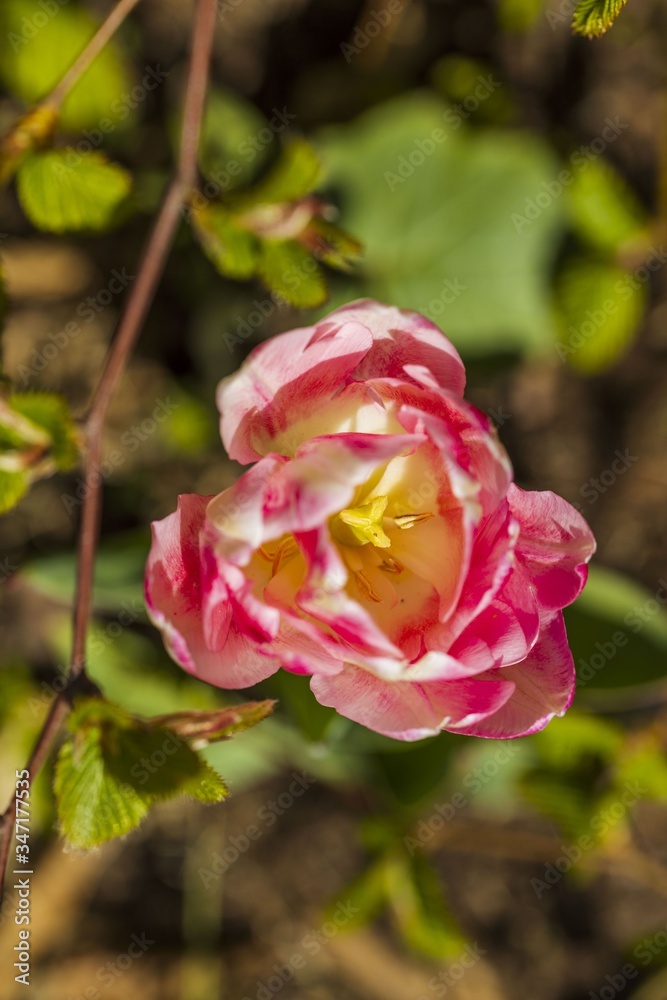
[[0, 0, 217, 898], [46, 0, 144, 112]]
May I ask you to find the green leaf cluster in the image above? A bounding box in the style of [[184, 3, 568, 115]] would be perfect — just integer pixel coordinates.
[[54, 696, 272, 850], [0, 391, 79, 513], [556, 157, 650, 372], [191, 138, 362, 309]]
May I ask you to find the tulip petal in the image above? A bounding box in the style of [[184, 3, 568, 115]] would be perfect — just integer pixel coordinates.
[[508, 485, 596, 610]]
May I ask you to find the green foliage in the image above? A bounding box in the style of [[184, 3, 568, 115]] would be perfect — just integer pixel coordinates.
[[384, 850, 466, 958], [566, 159, 647, 252], [149, 701, 276, 744], [17, 150, 132, 232], [9, 392, 79, 469], [192, 205, 260, 280], [257, 239, 328, 308], [272, 672, 336, 743], [554, 257, 646, 372], [0, 391, 79, 513], [54, 698, 230, 849], [317, 92, 564, 355], [199, 87, 269, 183], [520, 771, 595, 841], [232, 139, 322, 210], [565, 565, 667, 692], [572, 0, 630, 37], [191, 139, 360, 308], [498, 0, 545, 30], [22, 533, 147, 613], [0, 469, 28, 513], [0, 0, 132, 130]]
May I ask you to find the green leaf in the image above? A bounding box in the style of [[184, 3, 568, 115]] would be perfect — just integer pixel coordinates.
[[566, 159, 647, 252], [149, 701, 276, 744], [385, 851, 466, 959], [327, 861, 388, 931], [271, 672, 336, 742], [55, 698, 228, 849], [17, 150, 132, 233], [199, 87, 269, 184], [308, 218, 364, 272], [0, 1, 132, 131], [572, 0, 629, 36], [615, 742, 667, 802], [565, 565, 667, 692], [237, 139, 322, 209], [317, 92, 564, 355], [257, 239, 328, 308], [531, 712, 623, 768], [9, 392, 79, 469], [0, 468, 28, 513], [192, 205, 260, 280], [554, 257, 645, 372]]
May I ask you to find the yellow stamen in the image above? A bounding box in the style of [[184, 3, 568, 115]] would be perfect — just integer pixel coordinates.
[[354, 569, 382, 602], [271, 537, 298, 577], [332, 495, 391, 549], [378, 556, 404, 574], [394, 512, 434, 530]]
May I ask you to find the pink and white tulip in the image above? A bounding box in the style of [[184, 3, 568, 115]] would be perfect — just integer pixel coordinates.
[[146, 301, 595, 741]]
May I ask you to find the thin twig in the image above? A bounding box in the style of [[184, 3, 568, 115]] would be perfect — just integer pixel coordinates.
[[0, 0, 217, 897], [47, 0, 144, 112]]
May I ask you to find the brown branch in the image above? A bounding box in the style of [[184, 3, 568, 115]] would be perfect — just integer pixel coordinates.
[[47, 0, 144, 112], [0, 0, 217, 898]]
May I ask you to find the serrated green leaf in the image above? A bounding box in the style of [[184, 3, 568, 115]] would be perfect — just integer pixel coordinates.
[[555, 257, 645, 372], [237, 139, 322, 209], [0, 468, 28, 513], [9, 392, 79, 469], [572, 0, 629, 36], [17, 150, 132, 233], [192, 205, 260, 279], [258, 239, 328, 308], [0, 1, 131, 131], [55, 698, 228, 849], [567, 159, 647, 252]]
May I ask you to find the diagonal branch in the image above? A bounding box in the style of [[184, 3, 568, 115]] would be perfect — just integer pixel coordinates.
[[0, 0, 218, 897]]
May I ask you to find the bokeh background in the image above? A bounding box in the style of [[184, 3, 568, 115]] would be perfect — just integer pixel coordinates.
[[2, 0, 667, 997]]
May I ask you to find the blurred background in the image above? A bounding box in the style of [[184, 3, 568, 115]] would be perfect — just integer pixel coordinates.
[[2, 0, 667, 997]]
